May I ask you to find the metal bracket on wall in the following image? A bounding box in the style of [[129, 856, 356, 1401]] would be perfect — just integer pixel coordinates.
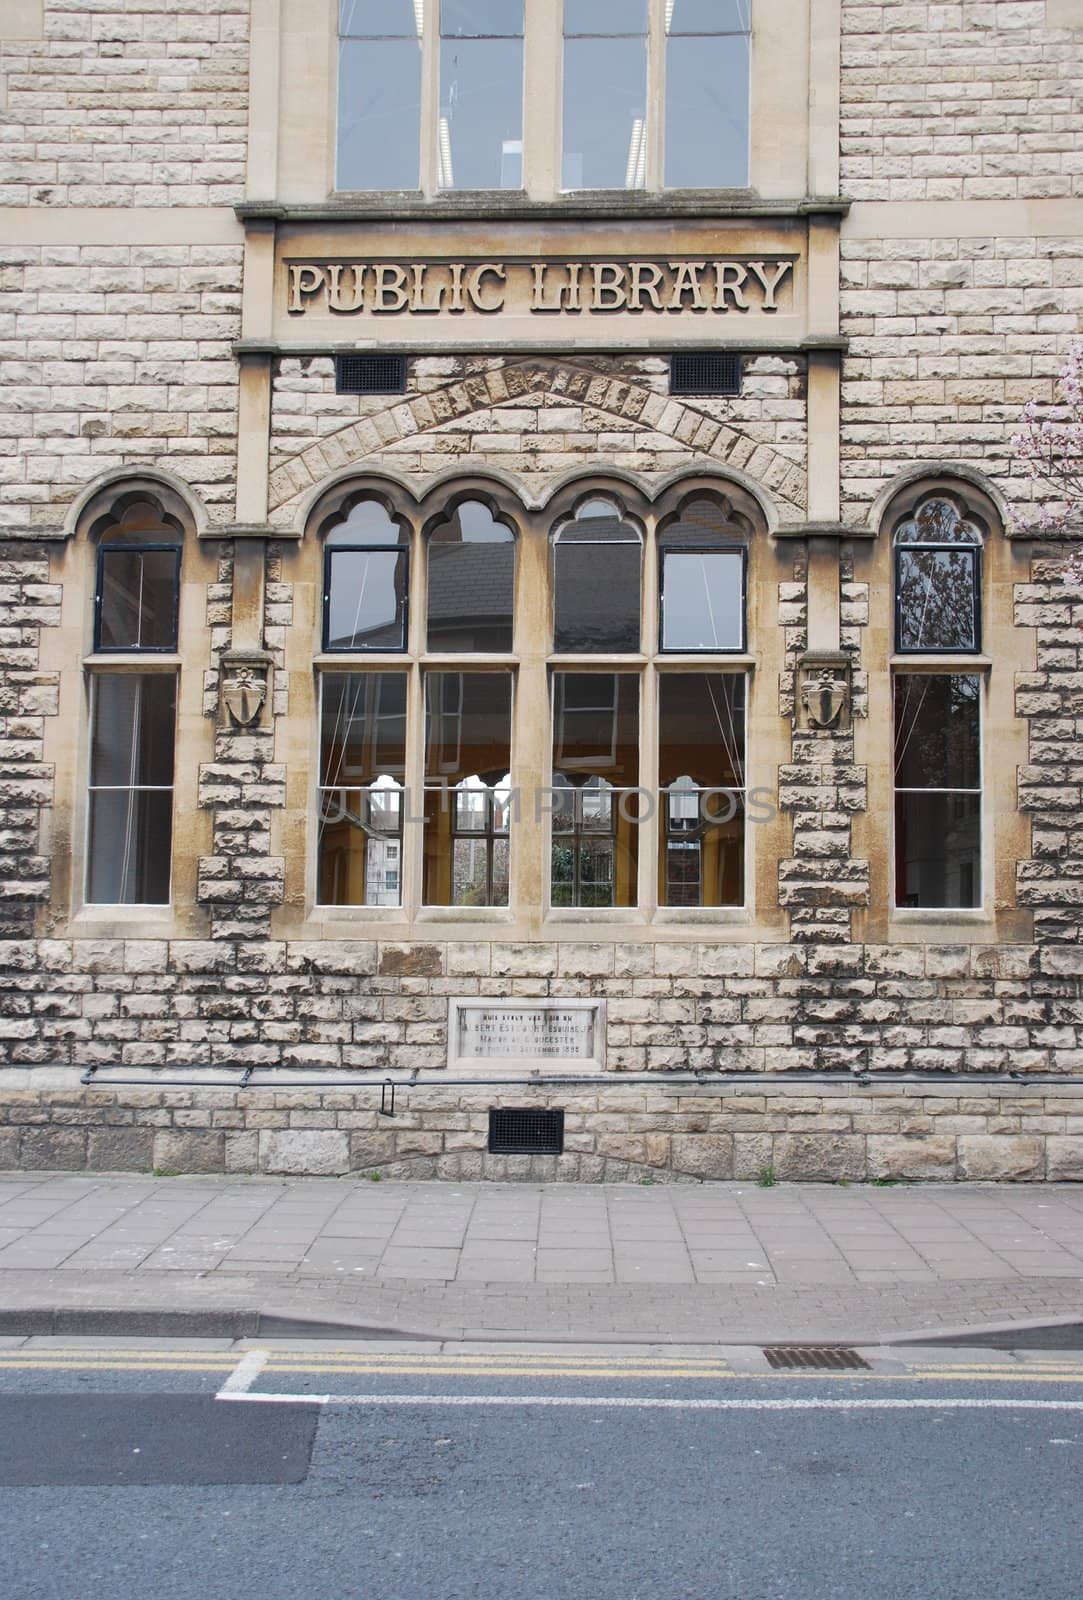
[[380, 1080, 397, 1118]]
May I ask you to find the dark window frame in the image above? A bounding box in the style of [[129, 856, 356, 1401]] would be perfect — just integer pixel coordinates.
[[322, 542, 411, 654], [893, 542, 982, 656], [93, 542, 182, 654], [657, 542, 747, 654]]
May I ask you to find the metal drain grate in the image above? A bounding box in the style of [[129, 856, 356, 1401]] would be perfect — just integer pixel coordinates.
[[488, 1107, 565, 1156], [763, 1346, 870, 1371], [335, 353, 407, 395]]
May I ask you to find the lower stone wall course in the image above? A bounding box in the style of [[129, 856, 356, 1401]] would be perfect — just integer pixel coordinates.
[[0, 1076, 1079, 1182]]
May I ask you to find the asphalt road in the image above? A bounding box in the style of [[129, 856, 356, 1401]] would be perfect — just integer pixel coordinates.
[[0, 1342, 1081, 1600]]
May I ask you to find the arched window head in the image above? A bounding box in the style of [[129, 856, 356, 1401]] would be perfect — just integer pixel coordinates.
[[321, 495, 410, 652], [658, 493, 748, 653], [93, 495, 184, 654], [552, 496, 643, 653], [893, 494, 984, 653], [426, 499, 516, 652]]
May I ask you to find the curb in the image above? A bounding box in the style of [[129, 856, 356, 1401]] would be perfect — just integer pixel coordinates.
[[2, 1305, 1082, 1348]]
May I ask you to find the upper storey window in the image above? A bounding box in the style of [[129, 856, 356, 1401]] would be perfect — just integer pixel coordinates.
[[894, 495, 983, 654], [427, 499, 516, 652], [94, 500, 180, 652], [439, 1, 525, 189], [562, 0, 751, 191], [658, 494, 747, 652], [335, 0, 750, 193]]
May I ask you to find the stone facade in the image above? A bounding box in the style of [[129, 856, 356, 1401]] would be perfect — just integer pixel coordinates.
[[0, 0, 1082, 1181]]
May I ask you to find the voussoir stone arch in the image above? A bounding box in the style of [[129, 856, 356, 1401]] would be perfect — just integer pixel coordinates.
[[268, 359, 807, 528]]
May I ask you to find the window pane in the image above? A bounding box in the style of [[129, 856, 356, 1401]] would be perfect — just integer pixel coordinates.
[[325, 501, 404, 545], [90, 673, 176, 788], [553, 673, 638, 784], [87, 788, 174, 905], [894, 674, 980, 791], [439, 37, 523, 188], [427, 502, 515, 650], [667, 0, 750, 33], [565, 0, 647, 31], [425, 671, 512, 780], [98, 548, 179, 650], [86, 673, 176, 906], [423, 673, 512, 906], [318, 674, 406, 907], [320, 674, 407, 787], [665, 33, 749, 188], [325, 549, 408, 650], [442, 0, 524, 38], [554, 506, 641, 652], [337, 38, 421, 189], [562, 36, 646, 188], [662, 551, 744, 650], [339, 0, 419, 37], [551, 675, 638, 908], [895, 792, 981, 909], [896, 549, 978, 651], [659, 674, 744, 907], [659, 673, 744, 789]]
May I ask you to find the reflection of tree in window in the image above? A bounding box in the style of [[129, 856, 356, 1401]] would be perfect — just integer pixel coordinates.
[[659, 673, 745, 906], [894, 496, 983, 652], [893, 673, 981, 908], [551, 673, 639, 907], [318, 672, 407, 906], [427, 500, 515, 651], [659, 494, 747, 652], [552, 498, 642, 653], [424, 672, 512, 906], [323, 499, 410, 651]]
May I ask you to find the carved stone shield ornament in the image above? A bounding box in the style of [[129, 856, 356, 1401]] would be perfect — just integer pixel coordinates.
[[801, 671, 848, 730], [222, 667, 267, 729]]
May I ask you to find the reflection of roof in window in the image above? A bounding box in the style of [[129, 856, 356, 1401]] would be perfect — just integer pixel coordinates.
[[427, 542, 515, 619]]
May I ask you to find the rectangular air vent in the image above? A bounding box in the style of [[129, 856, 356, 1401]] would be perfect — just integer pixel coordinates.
[[488, 1108, 565, 1156], [670, 352, 742, 397], [335, 354, 407, 395]]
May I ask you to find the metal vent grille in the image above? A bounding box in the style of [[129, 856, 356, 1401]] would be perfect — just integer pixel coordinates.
[[670, 352, 742, 397], [335, 354, 407, 395], [488, 1108, 565, 1156], [763, 1346, 870, 1371]]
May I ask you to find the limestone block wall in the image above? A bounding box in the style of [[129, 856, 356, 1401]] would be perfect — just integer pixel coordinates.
[[0, 1072, 1080, 1184], [0, 1, 249, 209], [0, 243, 244, 533], [267, 354, 809, 526], [0, 937, 1080, 1077], [838, 0, 1083, 521]]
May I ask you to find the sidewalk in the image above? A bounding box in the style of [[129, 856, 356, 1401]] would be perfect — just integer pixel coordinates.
[[0, 1173, 1081, 1345]]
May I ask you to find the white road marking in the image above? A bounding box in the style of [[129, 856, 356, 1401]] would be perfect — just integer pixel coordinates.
[[216, 1392, 1083, 1413], [216, 1348, 269, 1397]]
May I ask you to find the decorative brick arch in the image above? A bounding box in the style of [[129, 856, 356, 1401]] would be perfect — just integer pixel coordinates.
[[268, 359, 807, 524]]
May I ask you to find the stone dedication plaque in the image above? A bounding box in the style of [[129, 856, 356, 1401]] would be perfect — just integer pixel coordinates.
[[448, 999, 605, 1073]]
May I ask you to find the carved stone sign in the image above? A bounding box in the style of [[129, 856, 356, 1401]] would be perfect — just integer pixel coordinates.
[[448, 998, 606, 1073], [286, 257, 795, 319]]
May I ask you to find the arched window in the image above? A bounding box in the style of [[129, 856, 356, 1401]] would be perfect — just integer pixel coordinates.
[[658, 493, 747, 652], [426, 499, 516, 652], [893, 495, 983, 653], [551, 497, 642, 653], [322, 496, 410, 651], [85, 489, 186, 906]]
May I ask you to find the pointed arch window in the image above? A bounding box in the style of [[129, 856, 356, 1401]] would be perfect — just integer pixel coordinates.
[[86, 492, 184, 906], [658, 493, 747, 652], [322, 497, 410, 652], [552, 497, 642, 653], [426, 499, 516, 652]]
